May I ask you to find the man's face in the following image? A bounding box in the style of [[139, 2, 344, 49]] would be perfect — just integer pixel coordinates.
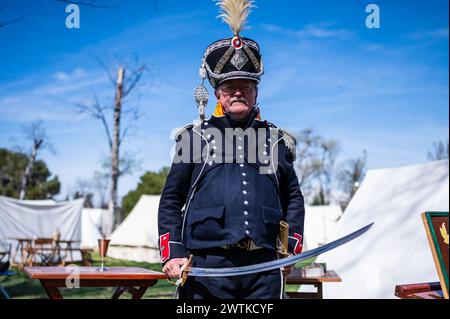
[[215, 79, 257, 121]]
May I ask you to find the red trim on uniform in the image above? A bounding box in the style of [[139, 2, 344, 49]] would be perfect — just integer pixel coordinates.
[[160, 232, 170, 263], [293, 233, 303, 255]]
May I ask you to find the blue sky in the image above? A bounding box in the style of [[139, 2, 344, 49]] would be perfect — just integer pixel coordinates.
[[0, 0, 448, 203]]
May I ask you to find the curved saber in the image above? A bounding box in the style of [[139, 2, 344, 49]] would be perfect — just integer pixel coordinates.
[[186, 222, 374, 277]]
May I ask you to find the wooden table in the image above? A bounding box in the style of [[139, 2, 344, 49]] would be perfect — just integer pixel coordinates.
[[286, 269, 342, 299], [9, 238, 82, 267], [24, 266, 168, 299]]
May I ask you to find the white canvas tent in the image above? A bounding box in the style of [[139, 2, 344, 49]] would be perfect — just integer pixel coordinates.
[[108, 195, 161, 263], [0, 196, 84, 262], [303, 205, 343, 250], [312, 160, 449, 299]]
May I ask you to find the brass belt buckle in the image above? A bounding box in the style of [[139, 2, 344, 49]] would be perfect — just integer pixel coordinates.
[[235, 240, 248, 250]]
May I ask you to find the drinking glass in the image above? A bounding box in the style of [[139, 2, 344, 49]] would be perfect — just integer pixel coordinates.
[[97, 238, 110, 272]]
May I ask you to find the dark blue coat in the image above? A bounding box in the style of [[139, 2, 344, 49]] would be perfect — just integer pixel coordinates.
[[158, 110, 305, 264]]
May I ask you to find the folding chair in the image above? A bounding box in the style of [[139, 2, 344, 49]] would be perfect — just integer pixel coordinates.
[[0, 242, 15, 299], [27, 238, 63, 266]]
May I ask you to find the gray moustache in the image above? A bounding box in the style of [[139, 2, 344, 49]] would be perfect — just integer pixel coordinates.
[[231, 98, 247, 105]]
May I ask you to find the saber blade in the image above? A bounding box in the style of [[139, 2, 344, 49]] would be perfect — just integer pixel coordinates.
[[187, 222, 373, 277]]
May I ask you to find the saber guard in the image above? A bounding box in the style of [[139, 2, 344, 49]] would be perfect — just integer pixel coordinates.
[[179, 254, 193, 287]]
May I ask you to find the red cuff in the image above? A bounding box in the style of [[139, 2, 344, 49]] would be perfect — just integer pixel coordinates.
[[293, 233, 303, 255], [159, 232, 170, 263]]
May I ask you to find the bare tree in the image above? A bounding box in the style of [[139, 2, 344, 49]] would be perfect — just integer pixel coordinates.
[[314, 139, 340, 205], [295, 128, 322, 197], [74, 178, 90, 194], [69, 172, 109, 208], [19, 120, 55, 199], [295, 128, 340, 204], [75, 58, 146, 226], [338, 150, 368, 210], [427, 140, 449, 161], [92, 170, 109, 208], [69, 178, 96, 207]]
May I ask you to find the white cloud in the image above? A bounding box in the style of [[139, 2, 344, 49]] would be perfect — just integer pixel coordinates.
[[52, 67, 87, 82], [53, 72, 70, 82], [0, 68, 112, 123], [406, 27, 449, 41], [261, 22, 355, 40]]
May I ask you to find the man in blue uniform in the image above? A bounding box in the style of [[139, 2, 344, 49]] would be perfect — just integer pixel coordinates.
[[158, 0, 305, 299]]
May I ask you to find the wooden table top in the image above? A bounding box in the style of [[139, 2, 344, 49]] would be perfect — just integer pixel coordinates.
[[7, 237, 33, 242], [286, 269, 342, 284], [24, 266, 168, 280]]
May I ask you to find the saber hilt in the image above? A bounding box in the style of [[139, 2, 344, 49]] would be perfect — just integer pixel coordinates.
[[178, 254, 193, 287]]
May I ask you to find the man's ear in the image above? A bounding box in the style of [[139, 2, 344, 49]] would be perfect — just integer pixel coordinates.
[[214, 88, 220, 100]]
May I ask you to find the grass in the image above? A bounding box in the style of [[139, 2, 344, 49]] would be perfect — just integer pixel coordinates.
[[1, 254, 316, 299]]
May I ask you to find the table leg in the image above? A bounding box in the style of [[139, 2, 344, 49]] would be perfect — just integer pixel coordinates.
[[25, 241, 34, 267], [129, 286, 149, 299], [11, 241, 20, 267], [111, 286, 149, 299], [112, 286, 127, 299], [68, 243, 73, 263], [40, 280, 64, 299], [316, 283, 323, 299]]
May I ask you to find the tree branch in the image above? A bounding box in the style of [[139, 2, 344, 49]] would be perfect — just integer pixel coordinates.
[[118, 125, 130, 147], [123, 65, 146, 97], [0, 13, 28, 28], [75, 96, 113, 150], [56, 0, 119, 9], [94, 56, 117, 86]]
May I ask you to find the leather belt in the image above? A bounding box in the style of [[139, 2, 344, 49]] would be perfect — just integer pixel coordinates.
[[221, 238, 263, 251]]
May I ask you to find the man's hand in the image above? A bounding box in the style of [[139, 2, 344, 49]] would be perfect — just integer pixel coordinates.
[[281, 253, 294, 277], [163, 257, 189, 279], [282, 264, 294, 277]]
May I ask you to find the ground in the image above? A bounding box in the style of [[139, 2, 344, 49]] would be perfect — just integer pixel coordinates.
[[1, 253, 312, 299]]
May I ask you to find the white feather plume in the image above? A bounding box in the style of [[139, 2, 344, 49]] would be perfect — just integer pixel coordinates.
[[216, 0, 255, 35]]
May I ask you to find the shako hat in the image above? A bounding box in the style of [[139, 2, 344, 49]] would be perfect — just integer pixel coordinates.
[[202, 0, 263, 88], [194, 0, 263, 119]]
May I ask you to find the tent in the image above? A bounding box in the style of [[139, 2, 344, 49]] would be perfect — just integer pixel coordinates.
[[81, 208, 113, 249], [0, 196, 84, 262], [108, 195, 161, 263], [303, 205, 343, 250], [312, 160, 449, 299]]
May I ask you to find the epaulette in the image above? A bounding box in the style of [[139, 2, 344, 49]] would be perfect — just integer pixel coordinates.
[[280, 129, 297, 161], [268, 122, 296, 161]]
